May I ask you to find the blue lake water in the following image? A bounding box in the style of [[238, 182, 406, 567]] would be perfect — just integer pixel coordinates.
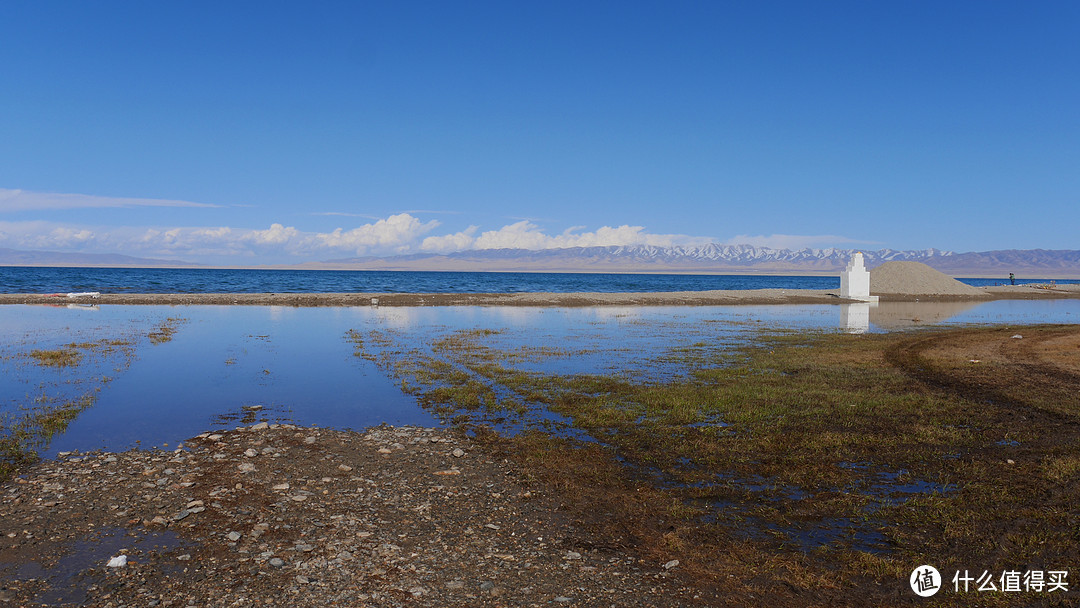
[[3, 266, 1076, 294], [0, 298, 1077, 457]]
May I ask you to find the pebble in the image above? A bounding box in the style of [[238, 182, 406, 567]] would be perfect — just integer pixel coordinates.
[[227, 531, 242, 542], [664, 559, 680, 570], [451, 448, 465, 458], [107, 555, 128, 568], [269, 557, 285, 568], [251, 422, 269, 431], [244, 449, 258, 458]]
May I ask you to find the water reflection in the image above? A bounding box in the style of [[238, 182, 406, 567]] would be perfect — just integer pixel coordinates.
[[839, 303, 872, 334], [869, 301, 981, 330], [1, 298, 1076, 456]]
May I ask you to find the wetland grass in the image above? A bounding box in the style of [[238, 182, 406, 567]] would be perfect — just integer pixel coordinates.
[[351, 323, 1080, 604]]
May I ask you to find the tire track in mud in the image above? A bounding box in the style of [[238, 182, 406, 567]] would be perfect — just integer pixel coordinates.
[[884, 325, 1080, 425], [885, 325, 1080, 569]]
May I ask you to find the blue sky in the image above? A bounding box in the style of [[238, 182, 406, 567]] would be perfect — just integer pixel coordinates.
[[1, 1, 1077, 264]]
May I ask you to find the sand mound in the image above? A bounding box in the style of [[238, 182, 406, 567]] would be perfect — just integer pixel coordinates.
[[870, 261, 985, 296]]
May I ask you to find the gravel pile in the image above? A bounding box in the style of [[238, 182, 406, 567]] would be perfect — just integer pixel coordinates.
[[870, 261, 986, 297], [0, 424, 708, 607]]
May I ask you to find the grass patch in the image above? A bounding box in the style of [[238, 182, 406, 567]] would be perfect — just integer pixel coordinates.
[[148, 317, 186, 345], [30, 347, 82, 368], [354, 322, 1080, 605]]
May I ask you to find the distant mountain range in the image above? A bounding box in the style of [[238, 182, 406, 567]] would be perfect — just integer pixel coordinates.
[[0, 247, 199, 268], [313, 245, 1080, 278], [2, 245, 1077, 277]]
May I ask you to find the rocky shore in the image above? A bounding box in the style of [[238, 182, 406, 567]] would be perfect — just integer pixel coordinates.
[[0, 424, 708, 607]]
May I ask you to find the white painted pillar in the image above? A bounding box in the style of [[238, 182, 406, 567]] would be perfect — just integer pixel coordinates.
[[840, 252, 878, 302]]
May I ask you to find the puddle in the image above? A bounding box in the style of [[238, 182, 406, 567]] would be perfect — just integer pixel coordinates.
[[0, 527, 190, 606]]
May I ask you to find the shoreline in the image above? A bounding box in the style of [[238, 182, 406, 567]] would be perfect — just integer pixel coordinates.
[[0, 284, 1077, 307]]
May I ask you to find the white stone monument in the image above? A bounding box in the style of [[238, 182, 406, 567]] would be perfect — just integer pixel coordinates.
[[840, 252, 878, 302]]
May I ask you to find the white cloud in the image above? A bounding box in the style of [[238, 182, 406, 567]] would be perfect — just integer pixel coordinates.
[[427, 221, 714, 252], [421, 225, 479, 253], [0, 188, 220, 212], [1, 215, 884, 264], [0, 213, 442, 260], [311, 214, 439, 253], [723, 234, 877, 250]]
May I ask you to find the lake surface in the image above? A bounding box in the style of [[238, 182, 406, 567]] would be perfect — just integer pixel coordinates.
[[1, 299, 1076, 458], [3, 266, 1076, 294]]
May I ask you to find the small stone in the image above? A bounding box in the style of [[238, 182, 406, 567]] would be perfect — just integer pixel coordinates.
[[565, 551, 581, 560], [238, 463, 256, 473], [272, 483, 290, 491], [409, 586, 427, 597], [304, 436, 317, 444], [107, 555, 128, 568], [451, 448, 465, 458], [177, 554, 191, 561], [378, 448, 392, 454], [1007, 459, 1016, 465], [227, 531, 242, 542], [1011, 334, 1023, 339], [251, 422, 269, 431], [186, 500, 204, 509], [188, 506, 206, 514], [103, 456, 118, 463], [479, 581, 495, 591], [269, 557, 285, 568], [484, 523, 500, 530], [435, 469, 461, 476], [244, 449, 258, 458], [554, 597, 574, 603], [337, 464, 353, 472], [296, 575, 310, 584], [290, 495, 308, 502], [663, 559, 680, 570], [446, 580, 465, 589], [207, 434, 224, 442]]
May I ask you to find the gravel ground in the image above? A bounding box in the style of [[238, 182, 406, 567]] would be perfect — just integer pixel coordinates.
[[869, 262, 986, 296], [0, 424, 713, 607]]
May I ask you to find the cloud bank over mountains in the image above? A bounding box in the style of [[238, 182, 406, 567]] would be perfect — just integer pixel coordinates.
[[0, 216, 730, 262], [0, 188, 865, 263]]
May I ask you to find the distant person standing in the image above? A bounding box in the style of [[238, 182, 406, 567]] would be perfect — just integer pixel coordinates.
[[1010, 273, 1015, 285]]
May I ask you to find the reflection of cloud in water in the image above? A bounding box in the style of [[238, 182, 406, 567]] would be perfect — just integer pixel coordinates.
[[560, 307, 643, 322], [267, 306, 288, 321], [840, 303, 871, 334], [487, 306, 547, 326], [869, 301, 982, 330], [369, 306, 423, 329]]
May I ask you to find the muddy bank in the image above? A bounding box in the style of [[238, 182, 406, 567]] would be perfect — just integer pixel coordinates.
[[0, 284, 1076, 307], [0, 424, 708, 607]]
